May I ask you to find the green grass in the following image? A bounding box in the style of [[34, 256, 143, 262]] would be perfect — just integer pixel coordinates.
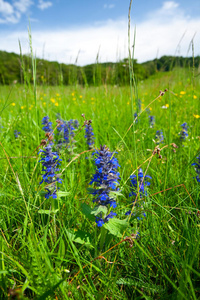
[[0, 68, 200, 299]]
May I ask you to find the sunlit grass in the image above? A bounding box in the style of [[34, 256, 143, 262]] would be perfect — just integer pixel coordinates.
[[0, 68, 200, 299]]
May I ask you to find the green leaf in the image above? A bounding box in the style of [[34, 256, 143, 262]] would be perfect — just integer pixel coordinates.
[[58, 239, 65, 259], [37, 278, 66, 300], [116, 278, 135, 285], [91, 205, 108, 216], [57, 191, 70, 197], [38, 209, 59, 215], [81, 203, 95, 221], [66, 229, 94, 248], [87, 187, 97, 194], [109, 191, 124, 198], [104, 218, 129, 237]]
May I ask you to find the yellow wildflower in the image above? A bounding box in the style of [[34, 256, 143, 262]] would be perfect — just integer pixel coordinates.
[[71, 92, 75, 96], [79, 95, 82, 98], [194, 114, 200, 119], [83, 100, 85, 104], [11, 103, 16, 106], [40, 97, 43, 100], [165, 104, 169, 108], [91, 97, 94, 100], [21, 106, 24, 109], [73, 98, 76, 101], [149, 107, 152, 111], [59, 97, 61, 101], [193, 95, 197, 99], [55, 102, 59, 106], [43, 102, 46, 106], [180, 91, 186, 95], [127, 102, 130, 105], [50, 98, 55, 103], [44, 93, 46, 96], [56, 93, 60, 97]]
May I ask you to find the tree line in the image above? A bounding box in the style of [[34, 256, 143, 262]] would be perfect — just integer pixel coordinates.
[[0, 50, 199, 86]]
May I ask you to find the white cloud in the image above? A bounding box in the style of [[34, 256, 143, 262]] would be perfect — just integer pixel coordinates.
[[38, 0, 52, 10], [0, 0, 14, 15], [0, 0, 33, 23], [104, 4, 115, 9], [13, 0, 33, 13], [0, 0, 51, 24], [162, 1, 179, 10], [0, 1, 200, 65]]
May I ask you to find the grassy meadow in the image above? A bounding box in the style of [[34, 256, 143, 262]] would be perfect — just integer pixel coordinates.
[[0, 65, 200, 299]]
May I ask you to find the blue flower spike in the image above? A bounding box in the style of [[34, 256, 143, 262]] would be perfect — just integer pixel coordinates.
[[42, 116, 53, 134], [126, 168, 151, 219], [179, 122, 188, 141], [134, 112, 139, 124], [192, 154, 200, 182], [56, 117, 77, 152], [85, 120, 95, 149], [149, 116, 155, 128], [89, 145, 120, 227], [14, 130, 21, 138], [155, 130, 164, 144], [39, 144, 62, 199]]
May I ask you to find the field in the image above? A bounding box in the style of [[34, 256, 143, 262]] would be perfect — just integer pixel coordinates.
[[0, 66, 200, 299]]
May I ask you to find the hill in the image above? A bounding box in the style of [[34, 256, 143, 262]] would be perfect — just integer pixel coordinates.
[[0, 50, 199, 85]]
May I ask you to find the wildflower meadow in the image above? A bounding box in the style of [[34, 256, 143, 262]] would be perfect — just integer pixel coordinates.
[[0, 36, 200, 300]]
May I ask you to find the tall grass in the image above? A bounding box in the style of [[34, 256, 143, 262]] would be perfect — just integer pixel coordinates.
[[0, 28, 200, 300]]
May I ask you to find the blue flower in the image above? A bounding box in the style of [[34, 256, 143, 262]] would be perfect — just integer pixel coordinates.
[[56, 118, 77, 152], [95, 211, 117, 227], [179, 122, 188, 141], [85, 121, 95, 149], [149, 116, 155, 128], [89, 145, 120, 227], [39, 145, 62, 199], [14, 130, 21, 138], [192, 154, 200, 182], [134, 112, 139, 123], [126, 168, 151, 218], [155, 130, 164, 144], [67, 120, 75, 138], [73, 119, 79, 129], [42, 116, 53, 134]]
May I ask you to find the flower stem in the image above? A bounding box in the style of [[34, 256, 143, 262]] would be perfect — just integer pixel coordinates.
[[99, 226, 106, 253]]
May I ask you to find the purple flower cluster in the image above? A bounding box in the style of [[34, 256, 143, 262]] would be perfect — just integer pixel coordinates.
[[192, 154, 200, 182], [85, 121, 95, 149], [134, 112, 139, 123], [126, 168, 151, 219], [56, 118, 78, 150], [42, 116, 53, 134], [89, 145, 120, 227], [155, 130, 164, 144], [39, 145, 62, 199], [149, 116, 155, 128], [179, 122, 188, 141], [14, 130, 21, 138]]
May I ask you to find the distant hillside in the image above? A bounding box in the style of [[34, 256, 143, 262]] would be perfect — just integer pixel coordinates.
[[0, 50, 199, 86]]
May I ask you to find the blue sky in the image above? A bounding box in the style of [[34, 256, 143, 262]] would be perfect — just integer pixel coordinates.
[[0, 0, 200, 65]]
